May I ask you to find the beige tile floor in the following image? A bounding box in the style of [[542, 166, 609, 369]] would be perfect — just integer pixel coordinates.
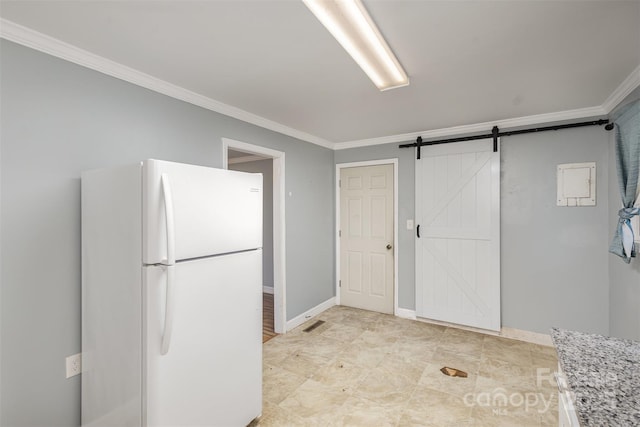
[[252, 306, 559, 427]]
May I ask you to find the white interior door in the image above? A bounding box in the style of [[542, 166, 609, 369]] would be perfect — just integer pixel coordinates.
[[415, 139, 500, 331], [340, 164, 394, 314]]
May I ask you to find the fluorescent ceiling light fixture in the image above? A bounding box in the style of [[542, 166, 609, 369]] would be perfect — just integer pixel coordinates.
[[303, 0, 409, 91]]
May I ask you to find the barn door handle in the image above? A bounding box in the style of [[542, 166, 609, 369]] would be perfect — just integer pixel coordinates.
[[416, 224, 420, 238]]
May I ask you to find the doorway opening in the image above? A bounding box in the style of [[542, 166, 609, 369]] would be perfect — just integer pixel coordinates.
[[222, 139, 286, 336]]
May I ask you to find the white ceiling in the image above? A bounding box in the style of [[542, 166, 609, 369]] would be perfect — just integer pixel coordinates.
[[1, 0, 639, 148]]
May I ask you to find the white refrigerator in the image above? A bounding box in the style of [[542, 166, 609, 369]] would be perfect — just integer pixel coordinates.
[[81, 159, 263, 427]]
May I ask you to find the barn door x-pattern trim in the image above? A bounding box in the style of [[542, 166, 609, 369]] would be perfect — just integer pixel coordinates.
[[423, 152, 492, 317], [422, 151, 490, 227], [425, 241, 491, 316]]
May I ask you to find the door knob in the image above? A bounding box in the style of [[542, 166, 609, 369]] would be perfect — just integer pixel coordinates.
[[386, 244, 392, 250]]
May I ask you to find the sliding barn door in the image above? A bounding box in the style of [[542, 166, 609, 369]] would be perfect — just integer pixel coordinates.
[[415, 139, 500, 331]]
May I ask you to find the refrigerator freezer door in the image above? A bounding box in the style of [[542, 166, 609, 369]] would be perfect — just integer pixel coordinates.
[[143, 250, 262, 427], [143, 159, 262, 264]]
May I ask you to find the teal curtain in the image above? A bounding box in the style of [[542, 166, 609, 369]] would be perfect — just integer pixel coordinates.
[[609, 99, 640, 263]]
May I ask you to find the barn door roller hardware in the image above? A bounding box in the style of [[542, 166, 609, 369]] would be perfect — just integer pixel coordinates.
[[400, 119, 612, 160]]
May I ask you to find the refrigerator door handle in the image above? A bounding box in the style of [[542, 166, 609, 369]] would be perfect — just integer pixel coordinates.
[[161, 265, 176, 355], [161, 173, 176, 266], [160, 173, 176, 355]]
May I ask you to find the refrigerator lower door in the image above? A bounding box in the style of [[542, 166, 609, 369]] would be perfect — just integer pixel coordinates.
[[143, 250, 262, 427]]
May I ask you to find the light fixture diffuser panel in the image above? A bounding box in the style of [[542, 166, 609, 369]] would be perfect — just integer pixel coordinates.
[[303, 0, 409, 91]]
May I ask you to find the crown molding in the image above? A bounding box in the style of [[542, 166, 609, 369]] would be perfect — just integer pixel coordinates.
[[2, 18, 637, 152], [335, 64, 640, 149], [0, 18, 335, 150], [334, 105, 606, 150], [601, 64, 640, 114]]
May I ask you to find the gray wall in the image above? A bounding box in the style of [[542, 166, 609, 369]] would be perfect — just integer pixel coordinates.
[[336, 126, 611, 336], [0, 40, 334, 426], [608, 92, 640, 341], [500, 127, 610, 335], [229, 159, 275, 289]]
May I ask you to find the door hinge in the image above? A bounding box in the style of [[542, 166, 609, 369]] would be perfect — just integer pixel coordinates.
[[339, 280, 342, 287], [339, 230, 341, 237]]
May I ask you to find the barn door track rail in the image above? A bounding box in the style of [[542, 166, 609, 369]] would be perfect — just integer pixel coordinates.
[[400, 119, 612, 159]]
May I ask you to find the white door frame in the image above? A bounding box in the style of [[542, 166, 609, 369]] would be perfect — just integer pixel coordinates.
[[335, 159, 399, 315], [222, 138, 286, 334]]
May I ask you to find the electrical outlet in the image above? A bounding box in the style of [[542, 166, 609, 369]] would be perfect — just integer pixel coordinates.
[[66, 353, 82, 378]]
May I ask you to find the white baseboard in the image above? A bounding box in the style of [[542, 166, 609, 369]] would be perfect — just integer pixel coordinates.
[[286, 297, 336, 332], [262, 286, 274, 295], [397, 311, 553, 347], [500, 327, 553, 347], [289, 302, 553, 347], [414, 315, 502, 336], [395, 308, 417, 320]]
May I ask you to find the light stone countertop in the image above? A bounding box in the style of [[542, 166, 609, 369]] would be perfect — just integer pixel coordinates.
[[551, 328, 640, 427]]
